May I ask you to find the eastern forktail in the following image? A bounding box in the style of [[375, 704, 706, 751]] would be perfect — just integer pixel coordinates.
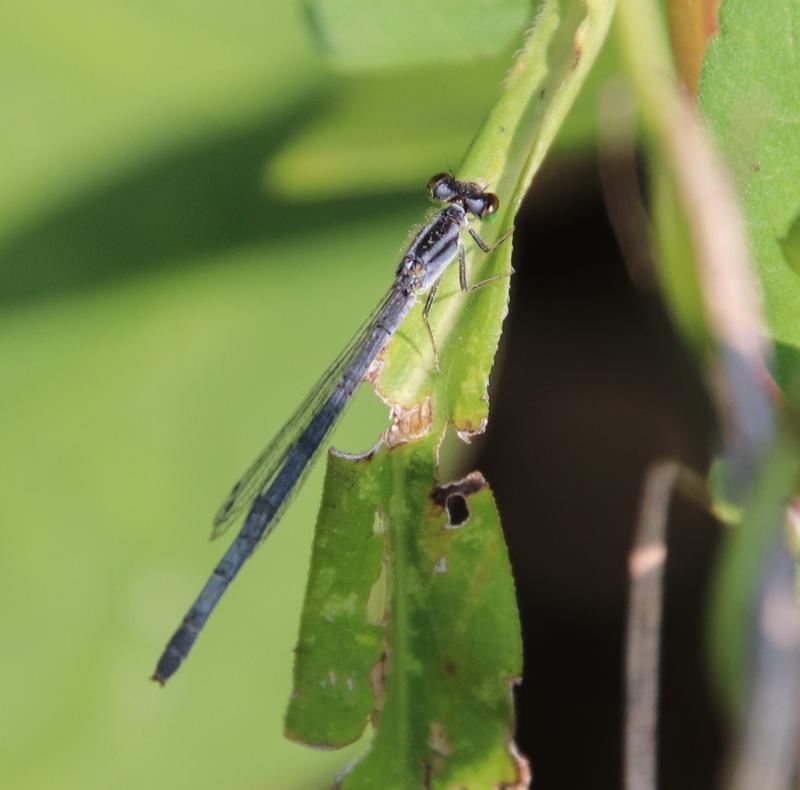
[[153, 173, 511, 684]]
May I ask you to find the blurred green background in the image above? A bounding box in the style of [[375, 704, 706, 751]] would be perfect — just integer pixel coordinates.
[[0, 2, 608, 787]]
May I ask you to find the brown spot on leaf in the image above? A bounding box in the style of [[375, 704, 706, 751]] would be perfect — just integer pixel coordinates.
[[428, 721, 453, 756], [500, 740, 532, 789], [431, 472, 486, 527], [573, 16, 590, 70], [383, 396, 433, 448], [431, 471, 486, 507], [369, 650, 388, 720], [364, 355, 384, 385], [456, 415, 488, 443]]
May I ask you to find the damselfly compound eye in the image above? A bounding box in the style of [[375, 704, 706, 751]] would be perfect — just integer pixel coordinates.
[[427, 172, 449, 192], [481, 193, 500, 218], [427, 172, 456, 202], [465, 192, 500, 219]]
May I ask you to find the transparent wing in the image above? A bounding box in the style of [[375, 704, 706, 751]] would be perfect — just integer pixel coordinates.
[[211, 286, 405, 539]]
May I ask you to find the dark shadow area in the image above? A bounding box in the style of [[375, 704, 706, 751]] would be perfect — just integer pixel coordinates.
[[473, 159, 727, 789], [0, 91, 416, 306]]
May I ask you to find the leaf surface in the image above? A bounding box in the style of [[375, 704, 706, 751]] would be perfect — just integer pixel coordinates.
[[305, 0, 530, 69], [288, 439, 525, 788], [699, 0, 800, 397]]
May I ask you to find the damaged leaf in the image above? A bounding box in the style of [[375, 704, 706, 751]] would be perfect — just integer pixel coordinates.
[[288, 436, 525, 788], [289, 0, 617, 785], [376, 0, 617, 440], [285, 451, 386, 746]]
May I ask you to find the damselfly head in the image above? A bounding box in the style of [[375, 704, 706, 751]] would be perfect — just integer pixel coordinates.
[[427, 172, 500, 220]]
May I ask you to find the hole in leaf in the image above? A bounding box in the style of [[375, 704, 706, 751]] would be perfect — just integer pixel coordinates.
[[431, 471, 485, 527], [445, 493, 469, 526]]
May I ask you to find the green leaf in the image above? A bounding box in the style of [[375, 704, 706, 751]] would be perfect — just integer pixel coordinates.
[[287, 437, 525, 788], [698, 0, 800, 397], [617, 0, 800, 715], [377, 0, 617, 434], [289, 0, 616, 784], [304, 0, 530, 69], [779, 213, 800, 276], [695, 0, 800, 712], [285, 451, 386, 747]]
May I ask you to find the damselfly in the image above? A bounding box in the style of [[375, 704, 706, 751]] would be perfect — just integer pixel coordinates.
[[153, 173, 512, 684]]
